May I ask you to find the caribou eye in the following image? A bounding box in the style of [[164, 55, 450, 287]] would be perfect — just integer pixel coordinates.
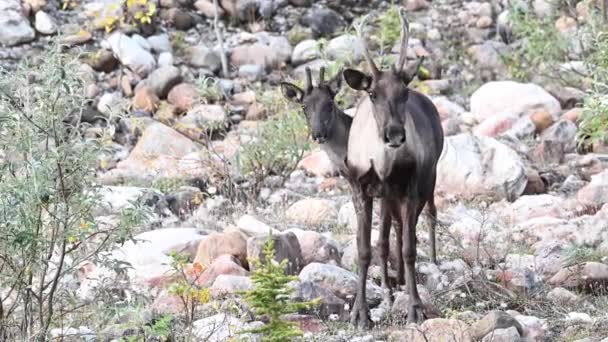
[[368, 91, 376, 101]]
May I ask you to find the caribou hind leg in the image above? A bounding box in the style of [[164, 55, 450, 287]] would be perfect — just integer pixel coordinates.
[[401, 200, 426, 324], [426, 197, 438, 265], [350, 183, 373, 329]]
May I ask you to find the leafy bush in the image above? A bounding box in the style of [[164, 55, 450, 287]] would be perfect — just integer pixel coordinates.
[[0, 46, 145, 340], [508, 5, 608, 147], [240, 237, 319, 342], [375, 5, 401, 51], [238, 89, 310, 196], [167, 251, 211, 335]]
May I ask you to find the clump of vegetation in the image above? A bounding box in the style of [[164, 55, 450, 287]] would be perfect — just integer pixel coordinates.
[[240, 237, 319, 342], [0, 46, 147, 340], [238, 88, 310, 196], [196, 75, 224, 104], [508, 5, 608, 148], [86, 0, 157, 33], [167, 252, 211, 339], [375, 5, 401, 51]]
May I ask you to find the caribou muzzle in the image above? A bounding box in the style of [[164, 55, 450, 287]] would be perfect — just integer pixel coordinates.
[[384, 124, 406, 148]]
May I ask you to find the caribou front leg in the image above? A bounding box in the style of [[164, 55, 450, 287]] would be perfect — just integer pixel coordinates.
[[378, 198, 393, 307], [350, 185, 373, 329], [402, 200, 426, 324]]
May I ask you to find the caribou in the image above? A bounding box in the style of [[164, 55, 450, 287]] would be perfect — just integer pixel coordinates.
[[280, 67, 405, 302], [343, 7, 444, 327], [280, 63, 437, 313]]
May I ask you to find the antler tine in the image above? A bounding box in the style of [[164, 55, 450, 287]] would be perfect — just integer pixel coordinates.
[[396, 7, 410, 73], [304, 67, 313, 93], [355, 14, 379, 77], [319, 67, 326, 86]]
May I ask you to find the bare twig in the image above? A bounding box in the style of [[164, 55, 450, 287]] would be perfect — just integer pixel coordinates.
[[213, 0, 230, 77]]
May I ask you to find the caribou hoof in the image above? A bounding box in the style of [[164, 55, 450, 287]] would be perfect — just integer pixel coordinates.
[[350, 299, 372, 329], [406, 302, 426, 324]]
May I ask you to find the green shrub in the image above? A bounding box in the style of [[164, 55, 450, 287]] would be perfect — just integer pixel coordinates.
[[0, 45, 146, 340], [240, 236, 319, 342], [508, 5, 608, 147], [238, 89, 310, 196]]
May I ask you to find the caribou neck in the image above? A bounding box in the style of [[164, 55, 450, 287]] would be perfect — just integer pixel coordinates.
[[320, 108, 352, 172]]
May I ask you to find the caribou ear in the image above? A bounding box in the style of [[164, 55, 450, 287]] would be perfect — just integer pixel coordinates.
[[343, 69, 372, 91], [327, 69, 343, 95], [280, 82, 304, 103]]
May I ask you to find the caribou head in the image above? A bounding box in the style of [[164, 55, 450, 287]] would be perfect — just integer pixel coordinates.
[[343, 8, 422, 148], [280, 67, 342, 144]]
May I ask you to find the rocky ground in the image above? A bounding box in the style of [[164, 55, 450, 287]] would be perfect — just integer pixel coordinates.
[[2, 0, 608, 340]]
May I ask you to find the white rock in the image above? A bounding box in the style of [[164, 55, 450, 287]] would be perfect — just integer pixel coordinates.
[[158, 52, 174, 67], [34, 11, 57, 35], [326, 34, 365, 63], [0, 0, 35, 46], [94, 186, 160, 216], [107, 32, 156, 77], [299, 262, 383, 304], [566, 312, 593, 324], [193, 313, 261, 341], [236, 214, 279, 237], [291, 39, 320, 66], [338, 202, 356, 233], [436, 133, 528, 200], [470, 81, 561, 123], [97, 92, 127, 117], [111, 228, 206, 288]]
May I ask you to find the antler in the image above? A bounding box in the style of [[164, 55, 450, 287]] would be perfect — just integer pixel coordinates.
[[304, 67, 313, 93], [319, 67, 326, 86], [396, 7, 410, 73], [355, 14, 379, 77]]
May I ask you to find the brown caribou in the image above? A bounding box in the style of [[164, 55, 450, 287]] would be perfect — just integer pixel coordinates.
[[343, 7, 444, 327]]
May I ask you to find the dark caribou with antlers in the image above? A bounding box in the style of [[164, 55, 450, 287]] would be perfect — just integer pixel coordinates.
[[343, 7, 444, 327], [280, 66, 418, 307]]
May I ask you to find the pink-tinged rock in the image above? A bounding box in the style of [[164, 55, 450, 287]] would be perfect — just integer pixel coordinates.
[[512, 314, 549, 340], [167, 83, 200, 113], [474, 113, 518, 137], [562, 107, 581, 124], [152, 291, 185, 314], [284, 228, 341, 266], [470, 311, 523, 341], [195, 254, 249, 286], [285, 198, 338, 226], [506, 195, 566, 224], [577, 170, 608, 207], [470, 81, 561, 123], [99, 123, 204, 184], [549, 261, 608, 289], [297, 149, 339, 177], [193, 230, 248, 268], [433, 96, 465, 120], [210, 275, 252, 297], [389, 319, 471, 342]]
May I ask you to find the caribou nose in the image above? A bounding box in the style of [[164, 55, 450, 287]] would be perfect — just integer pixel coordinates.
[[384, 126, 406, 148], [313, 132, 328, 144]]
